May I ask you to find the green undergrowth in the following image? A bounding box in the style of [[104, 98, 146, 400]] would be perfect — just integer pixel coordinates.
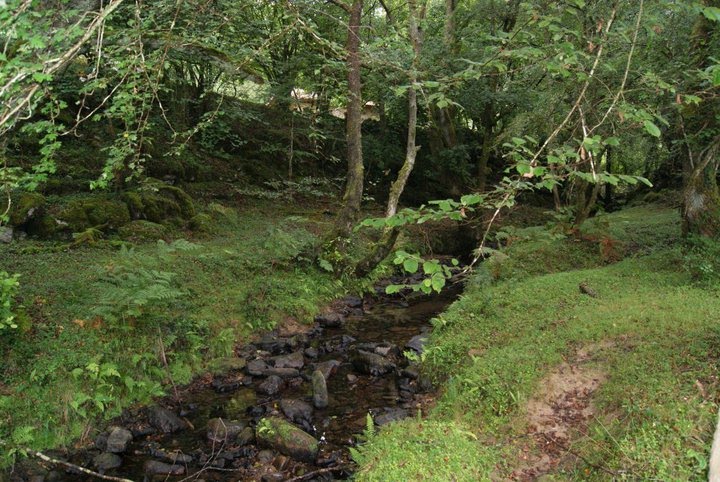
[[0, 200, 341, 465], [355, 205, 719, 481]]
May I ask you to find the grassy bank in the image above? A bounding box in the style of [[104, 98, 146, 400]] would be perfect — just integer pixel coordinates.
[[354, 205, 719, 481], [0, 200, 342, 464]]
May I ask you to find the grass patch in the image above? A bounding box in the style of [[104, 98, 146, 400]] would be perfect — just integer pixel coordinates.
[[355, 205, 718, 481]]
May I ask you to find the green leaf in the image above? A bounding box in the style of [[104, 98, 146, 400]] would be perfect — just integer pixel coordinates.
[[643, 120, 661, 138], [431, 274, 446, 292], [403, 258, 419, 274], [703, 7, 720, 22], [385, 284, 402, 294]]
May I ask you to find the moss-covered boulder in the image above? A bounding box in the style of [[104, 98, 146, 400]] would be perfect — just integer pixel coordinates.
[[56, 198, 131, 232], [118, 220, 169, 241], [8, 192, 45, 226], [256, 417, 319, 462], [189, 213, 214, 233], [25, 214, 59, 238], [122, 182, 195, 223]]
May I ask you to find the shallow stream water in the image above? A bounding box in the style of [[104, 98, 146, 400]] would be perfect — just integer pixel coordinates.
[[18, 284, 460, 482]]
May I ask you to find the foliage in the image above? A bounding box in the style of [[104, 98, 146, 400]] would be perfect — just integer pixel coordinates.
[[0, 271, 20, 331], [684, 234, 720, 285]]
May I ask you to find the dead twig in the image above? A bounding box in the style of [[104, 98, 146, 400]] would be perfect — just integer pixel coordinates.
[[28, 450, 135, 482]]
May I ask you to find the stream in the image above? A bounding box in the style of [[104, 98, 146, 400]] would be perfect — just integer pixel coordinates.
[[11, 282, 460, 482]]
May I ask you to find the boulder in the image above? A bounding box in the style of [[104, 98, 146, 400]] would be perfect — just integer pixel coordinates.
[[311, 370, 328, 409], [105, 426, 133, 453], [247, 359, 269, 376], [147, 406, 186, 433], [8, 192, 45, 226], [351, 350, 396, 376], [207, 418, 247, 443], [256, 417, 319, 462]]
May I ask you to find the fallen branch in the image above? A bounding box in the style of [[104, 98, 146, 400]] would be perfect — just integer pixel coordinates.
[[28, 450, 135, 482]]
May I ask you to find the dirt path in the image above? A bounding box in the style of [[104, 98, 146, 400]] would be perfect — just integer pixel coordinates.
[[508, 344, 610, 480]]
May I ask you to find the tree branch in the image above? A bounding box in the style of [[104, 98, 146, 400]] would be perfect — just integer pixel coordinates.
[[28, 451, 134, 482], [327, 0, 351, 13]]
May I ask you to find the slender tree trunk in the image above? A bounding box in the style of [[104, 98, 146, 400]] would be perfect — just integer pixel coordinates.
[[355, 0, 425, 277], [333, 0, 365, 240]]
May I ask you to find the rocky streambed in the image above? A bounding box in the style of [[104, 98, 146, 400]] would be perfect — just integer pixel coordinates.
[[9, 282, 460, 482]]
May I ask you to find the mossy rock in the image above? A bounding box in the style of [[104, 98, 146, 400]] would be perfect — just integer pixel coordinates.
[[256, 417, 319, 462], [118, 220, 169, 241], [122, 182, 195, 223], [8, 192, 45, 226], [56, 198, 131, 232], [189, 213, 215, 233], [25, 214, 58, 238]]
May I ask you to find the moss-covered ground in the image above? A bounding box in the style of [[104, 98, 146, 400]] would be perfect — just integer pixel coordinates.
[[0, 199, 343, 463], [354, 205, 720, 481]]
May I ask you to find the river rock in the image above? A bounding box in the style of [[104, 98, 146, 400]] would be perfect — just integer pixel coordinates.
[[0, 227, 13, 244], [271, 351, 304, 370], [351, 349, 396, 376], [311, 370, 329, 409], [256, 417, 319, 462], [263, 367, 300, 378], [147, 406, 186, 433], [314, 359, 341, 380], [256, 335, 290, 354], [247, 359, 269, 376], [148, 445, 193, 464], [341, 295, 363, 309], [238, 426, 256, 446], [105, 426, 133, 453], [144, 460, 185, 476], [406, 334, 428, 354], [373, 407, 409, 426], [93, 453, 122, 471], [258, 375, 284, 396], [207, 418, 247, 443], [314, 312, 344, 328], [304, 347, 319, 359], [280, 399, 313, 424]]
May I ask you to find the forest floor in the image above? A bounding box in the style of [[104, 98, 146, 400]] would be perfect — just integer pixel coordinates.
[[353, 202, 720, 481]]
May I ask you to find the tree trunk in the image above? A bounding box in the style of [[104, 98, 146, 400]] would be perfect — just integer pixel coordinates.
[[354, 0, 425, 278], [682, 138, 720, 238], [333, 0, 365, 240]]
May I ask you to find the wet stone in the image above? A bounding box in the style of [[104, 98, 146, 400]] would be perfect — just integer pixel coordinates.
[[212, 377, 242, 393], [406, 334, 428, 354], [256, 336, 290, 355], [271, 351, 304, 370], [256, 417, 319, 462], [143, 460, 185, 476], [258, 375, 284, 396], [314, 312, 344, 328], [147, 406, 186, 434], [280, 399, 313, 424], [312, 370, 329, 409], [314, 359, 341, 380], [373, 407, 409, 426], [93, 453, 122, 471], [304, 347, 319, 359], [105, 427, 133, 453], [149, 446, 193, 465], [237, 426, 256, 446], [351, 349, 396, 376], [247, 359, 269, 376], [263, 367, 300, 378], [207, 418, 247, 443]]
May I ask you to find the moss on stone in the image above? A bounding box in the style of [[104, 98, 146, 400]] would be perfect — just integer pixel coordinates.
[[121, 183, 195, 223], [25, 214, 58, 238], [57, 198, 131, 232], [8, 192, 45, 226], [189, 213, 214, 233], [117, 220, 169, 241]]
